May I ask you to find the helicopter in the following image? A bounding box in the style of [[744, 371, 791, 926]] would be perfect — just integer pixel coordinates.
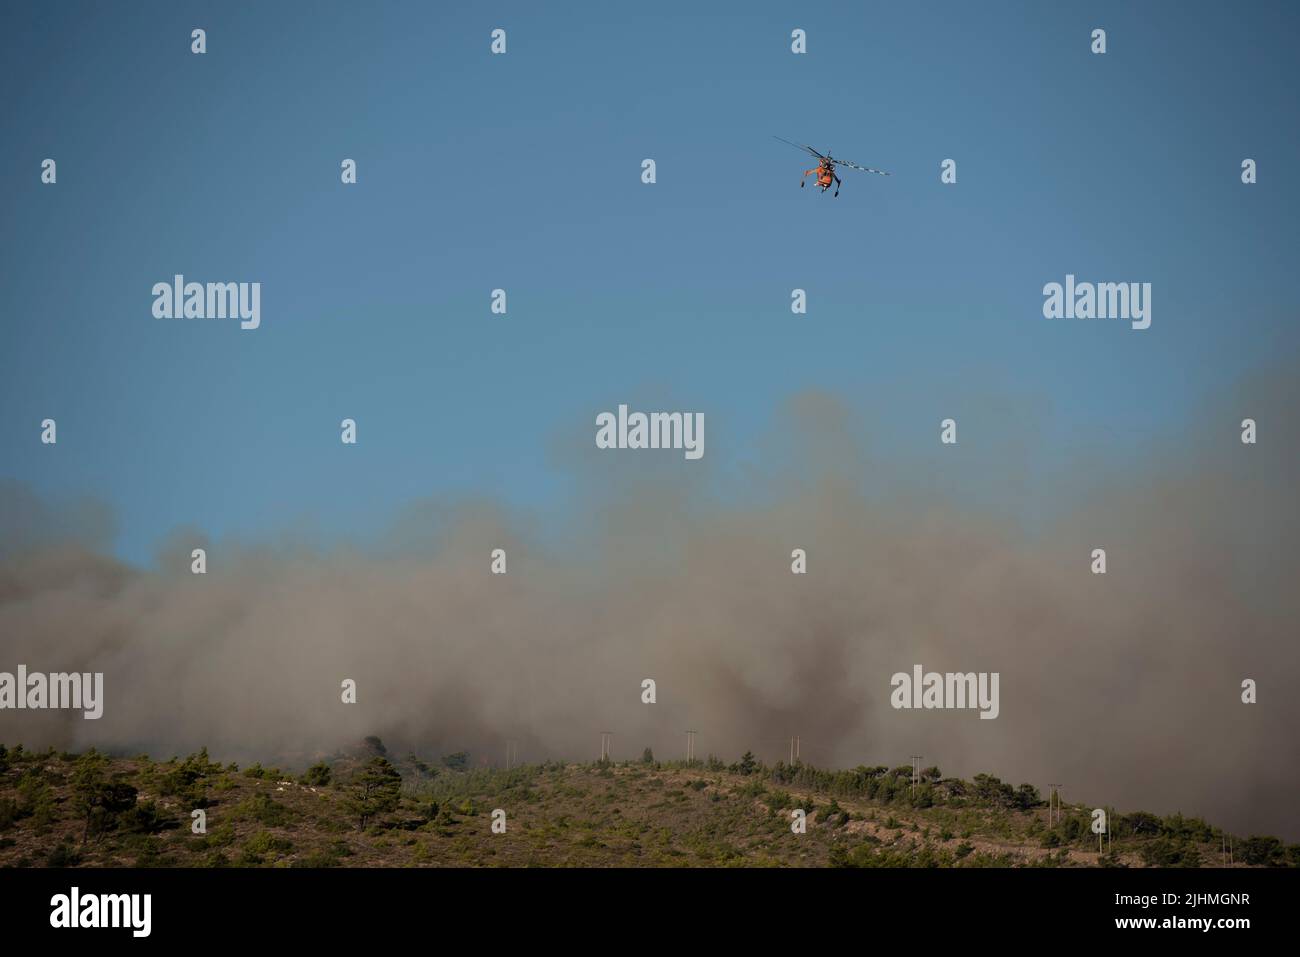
[[774, 136, 890, 197]]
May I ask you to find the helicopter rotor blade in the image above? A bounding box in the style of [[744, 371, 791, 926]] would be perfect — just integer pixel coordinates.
[[773, 136, 825, 160], [829, 157, 891, 176]]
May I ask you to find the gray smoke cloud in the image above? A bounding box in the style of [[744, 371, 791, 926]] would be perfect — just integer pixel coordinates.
[[1, 364, 1296, 840]]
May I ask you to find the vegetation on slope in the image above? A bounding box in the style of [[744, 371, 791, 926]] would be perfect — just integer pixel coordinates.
[[0, 740, 1293, 868]]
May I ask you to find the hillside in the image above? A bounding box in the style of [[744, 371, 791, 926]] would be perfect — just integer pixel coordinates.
[[0, 741, 1293, 868]]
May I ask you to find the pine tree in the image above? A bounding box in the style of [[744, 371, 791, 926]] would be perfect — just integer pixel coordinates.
[[346, 757, 402, 830]]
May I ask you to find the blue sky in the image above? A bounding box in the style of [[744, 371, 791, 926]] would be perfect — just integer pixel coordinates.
[[2, 0, 1297, 565]]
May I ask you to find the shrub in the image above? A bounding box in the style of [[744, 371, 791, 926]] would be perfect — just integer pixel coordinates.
[[821, 798, 847, 827], [1060, 816, 1085, 843], [301, 761, 332, 786], [125, 800, 169, 834], [1162, 813, 1214, 843], [244, 830, 293, 858], [240, 762, 282, 781], [198, 822, 236, 848], [1240, 835, 1284, 867], [18, 768, 56, 828], [129, 835, 165, 866], [0, 797, 19, 831], [233, 792, 292, 827], [765, 789, 792, 812], [292, 850, 342, 868], [1141, 837, 1202, 867], [47, 841, 84, 867]]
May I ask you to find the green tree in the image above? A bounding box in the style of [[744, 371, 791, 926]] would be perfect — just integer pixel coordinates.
[[876, 775, 898, 803], [736, 751, 758, 775], [1014, 783, 1041, 809], [17, 768, 55, 829], [641, 747, 654, 764], [406, 754, 436, 778], [346, 757, 402, 830], [1125, 811, 1161, 835], [822, 797, 847, 827], [1061, 815, 1085, 843], [441, 751, 469, 771], [158, 748, 217, 806], [302, 761, 332, 786], [1141, 837, 1201, 867], [71, 751, 137, 843], [1240, 835, 1284, 866], [972, 773, 1015, 808]]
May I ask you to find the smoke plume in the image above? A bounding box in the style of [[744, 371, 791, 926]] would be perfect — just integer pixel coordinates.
[[1, 364, 1296, 839]]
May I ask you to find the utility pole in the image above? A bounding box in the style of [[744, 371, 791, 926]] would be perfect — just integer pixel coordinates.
[[796, 736, 801, 762], [1047, 783, 1063, 828], [685, 730, 696, 764], [600, 731, 613, 762], [910, 755, 923, 799], [505, 740, 518, 770]]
